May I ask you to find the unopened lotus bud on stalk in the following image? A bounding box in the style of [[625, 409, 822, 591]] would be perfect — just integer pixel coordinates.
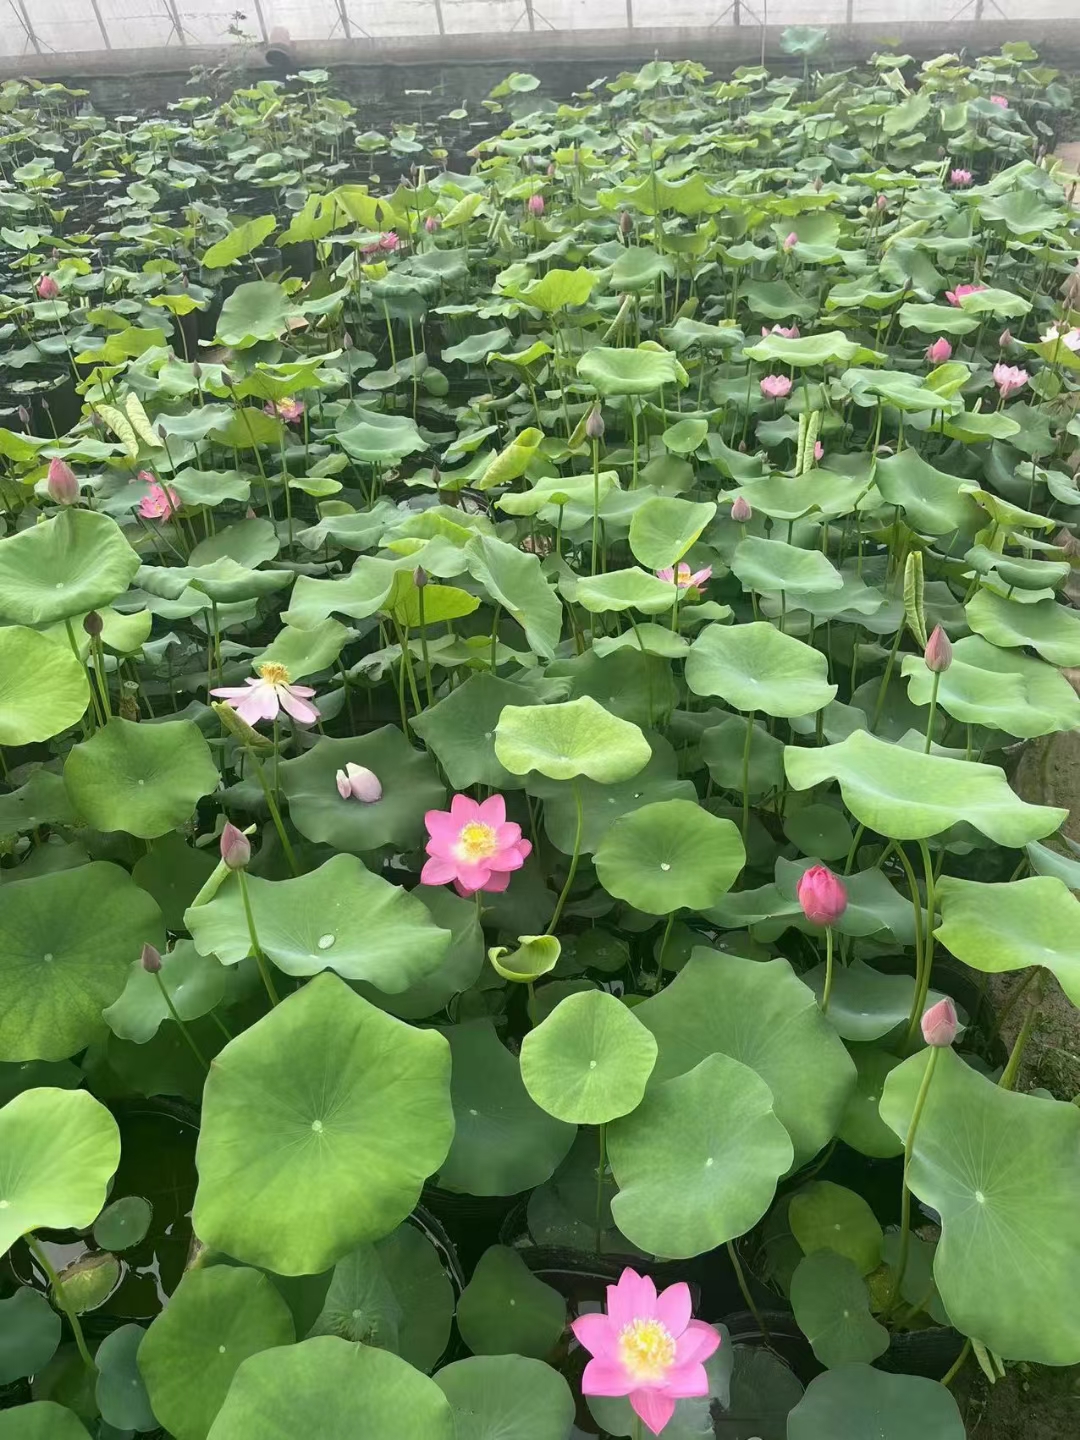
[[782, 231, 798, 251], [157, 423, 168, 443], [527, 193, 545, 217], [585, 405, 605, 441], [424, 214, 441, 232], [414, 565, 429, 588], [925, 337, 952, 365], [619, 209, 633, 236], [921, 996, 958, 1048], [36, 273, 59, 300], [999, 328, 1013, 349], [731, 494, 752, 523], [192, 360, 202, 379], [812, 175, 823, 192], [343, 331, 353, 351], [46, 456, 79, 505], [876, 192, 888, 211], [17, 405, 29, 429], [642, 126, 653, 146], [797, 865, 848, 1016], [141, 942, 162, 974], [220, 369, 235, 389], [924, 624, 952, 673], [220, 821, 251, 871], [83, 611, 103, 638]]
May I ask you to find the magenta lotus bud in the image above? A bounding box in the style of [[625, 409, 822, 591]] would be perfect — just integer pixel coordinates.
[[220, 821, 250, 870], [619, 210, 633, 235], [925, 337, 952, 365], [731, 494, 752, 523], [797, 865, 848, 927], [783, 232, 798, 251], [921, 996, 958, 1048], [337, 763, 383, 804], [141, 942, 162, 974], [999, 328, 1013, 349], [924, 624, 952, 673], [36, 273, 59, 300], [414, 565, 429, 588], [876, 193, 888, 211], [424, 215, 441, 232], [83, 611, 103, 638], [585, 405, 605, 440], [527, 193, 545, 217], [47, 456, 79, 505]]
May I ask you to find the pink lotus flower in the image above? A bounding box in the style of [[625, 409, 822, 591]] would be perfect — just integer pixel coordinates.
[[990, 94, 1009, 108], [813, 440, 824, 462], [1042, 324, 1080, 352], [46, 456, 79, 505], [656, 563, 711, 591], [335, 763, 382, 803], [527, 193, 545, 217], [572, 1267, 722, 1436], [421, 793, 531, 896], [925, 337, 952, 365], [876, 193, 888, 211], [424, 215, 441, 232], [762, 324, 800, 339], [797, 865, 848, 927], [212, 662, 320, 726], [36, 274, 59, 300], [921, 996, 958, 1047], [760, 375, 792, 400], [730, 494, 752, 522], [924, 624, 953, 673], [362, 232, 400, 255], [264, 396, 305, 422], [945, 283, 986, 307], [220, 821, 251, 871], [993, 362, 1028, 399], [138, 481, 181, 520], [782, 231, 798, 251], [950, 168, 973, 187]]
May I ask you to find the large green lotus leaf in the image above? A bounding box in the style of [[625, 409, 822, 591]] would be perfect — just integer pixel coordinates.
[[442, 327, 512, 363], [214, 280, 295, 346], [202, 214, 277, 268], [686, 622, 837, 717], [787, 1365, 965, 1440], [190, 518, 279, 569], [495, 696, 650, 783], [789, 1180, 883, 1274], [978, 189, 1062, 236], [497, 471, 620, 520], [464, 535, 563, 661], [935, 875, 1080, 1003], [138, 557, 293, 606], [103, 939, 226, 1044], [138, 1266, 295, 1440], [252, 620, 352, 681], [0, 1288, 60, 1384], [131, 832, 217, 931], [0, 628, 89, 745], [628, 497, 716, 570], [572, 567, 684, 615], [0, 769, 76, 833], [838, 1045, 904, 1158], [518, 265, 598, 311], [702, 717, 784, 797], [193, 973, 454, 1274], [731, 469, 871, 522], [0, 1087, 120, 1254], [93, 1194, 152, 1251], [0, 862, 164, 1060], [0, 1403, 91, 1440], [966, 588, 1080, 666], [744, 332, 879, 367], [439, 1020, 575, 1195], [902, 635, 1080, 738], [519, 990, 657, 1125], [170, 467, 252, 507], [205, 1336, 455, 1440], [784, 729, 1066, 844], [898, 302, 979, 335], [455, 1246, 566, 1360], [940, 409, 1020, 443], [873, 451, 982, 536], [284, 558, 399, 627], [662, 417, 709, 455], [881, 1047, 1080, 1363], [336, 410, 427, 464], [593, 798, 745, 914], [95, 1323, 156, 1432], [790, 1251, 888, 1369], [0, 509, 140, 625], [957, 286, 1031, 319], [434, 1355, 576, 1440], [741, 278, 818, 320], [577, 346, 681, 396], [731, 538, 844, 596], [607, 246, 673, 292], [278, 727, 444, 854], [409, 674, 526, 790], [185, 855, 449, 993], [608, 1052, 792, 1258], [635, 949, 855, 1165], [661, 316, 743, 352], [63, 717, 219, 839], [553, 645, 677, 730], [362, 886, 484, 1022], [800, 960, 921, 1042], [309, 1222, 453, 1371]]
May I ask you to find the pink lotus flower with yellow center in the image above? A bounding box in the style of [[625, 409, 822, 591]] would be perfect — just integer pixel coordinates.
[[945, 283, 986, 307], [138, 479, 181, 520], [656, 563, 711, 591], [265, 396, 304, 422], [421, 793, 531, 896], [212, 662, 320, 726], [573, 1268, 722, 1435]]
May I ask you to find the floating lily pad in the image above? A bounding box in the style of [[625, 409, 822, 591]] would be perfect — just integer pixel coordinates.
[[434, 1355, 576, 1440], [789, 1180, 883, 1274], [0, 509, 140, 625], [687, 622, 837, 717], [593, 798, 745, 914], [0, 628, 89, 746], [495, 695, 650, 783], [455, 1246, 566, 1360], [790, 1251, 889, 1368], [519, 989, 657, 1125], [787, 1363, 965, 1440], [93, 1194, 153, 1251], [64, 717, 219, 839], [96, 1323, 157, 1432], [0, 1288, 61, 1384]]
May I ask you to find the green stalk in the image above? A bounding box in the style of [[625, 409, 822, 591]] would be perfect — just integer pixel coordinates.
[[726, 1239, 770, 1344], [26, 1234, 95, 1372], [999, 974, 1042, 1092], [904, 840, 937, 1048], [236, 868, 280, 1007], [884, 1046, 940, 1317], [154, 970, 209, 1070], [594, 1123, 607, 1254], [924, 670, 941, 753], [821, 927, 836, 1014], [416, 587, 435, 709], [240, 741, 299, 877], [546, 781, 583, 935], [741, 709, 755, 847], [591, 436, 601, 575]]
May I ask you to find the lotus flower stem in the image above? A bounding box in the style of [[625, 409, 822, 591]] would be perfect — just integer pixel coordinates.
[[893, 846, 926, 1029], [546, 781, 583, 936], [591, 435, 601, 576], [871, 620, 907, 733], [415, 587, 435, 708], [239, 741, 298, 876], [594, 1123, 607, 1254], [725, 1239, 770, 1344], [63, 620, 100, 732], [26, 1234, 95, 1372], [153, 970, 210, 1071], [740, 710, 755, 846], [923, 670, 941, 753], [885, 1045, 940, 1317], [903, 840, 937, 1048], [941, 1338, 972, 1387], [998, 972, 1043, 1091], [236, 868, 280, 1007], [821, 927, 836, 1014]]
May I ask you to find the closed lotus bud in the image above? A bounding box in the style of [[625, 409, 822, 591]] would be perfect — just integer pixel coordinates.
[[157, 423, 167, 442], [141, 942, 162, 974], [192, 360, 202, 379], [414, 565, 429, 588], [527, 193, 545, 217], [642, 127, 653, 146], [47, 456, 79, 505], [181, 271, 189, 288], [924, 623, 952, 673], [335, 763, 383, 804], [431, 463, 441, 487], [17, 405, 29, 428], [796, 865, 848, 927], [812, 176, 823, 192], [221, 369, 236, 389], [424, 215, 441, 233], [731, 494, 752, 523], [83, 610, 103, 638], [36, 273, 59, 300], [876, 193, 888, 211], [220, 821, 250, 871], [619, 210, 633, 236], [374, 202, 385, 224], [921, 996, 958, 1048], [586, 405, 605, 440], [343, 331, 354, 351], [999, 328, 1013, 349]]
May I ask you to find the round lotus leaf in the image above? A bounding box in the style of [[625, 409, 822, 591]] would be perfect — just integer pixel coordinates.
[[138, 1266, 295, 1440], [577, 345, 682, 396], [635, 949, 856, 1167], [593, 798, 745, 914], [785, 729, 1066, 845], [732, 468, 870, 523], [93, 1194, 152, 1251], [409, 674, 526, 790], [572, 567, 682, 615], [882, 1048, 1080, 1362], [0, 1088, 120, 1254], [789, 1180, 883, 1274], [63, 717, 219, 839], [434, 1354, 576, 1440], [59, 1250, 120, 1313], [309, 1223, 453, 1372], [0, 862, 164, 1061], [687, 622, 837, 717], [95, 1323, 157, 1432], [0, 1288, 61, 1384], [205, 1335, 455, 1440], [519, 989, 657, 1125], [966, 588, 1080, 667], [193, 973, 454, 1275], [782, 802, 853, 861], [628, 496, 716, 570], [455, 1246, 566, 1359], [701, 716, 784, 796], [488, 934, 561, 984], [608, 1052, 793, 1258], [103, 939, 226, 1044], [361, 885, 484, 1022], [186, 854, 450, 993], [902, 636, 1080, 739], [801, 960, 922, 1042], [0, 509, 140, 625], [131, 832, 218, 931], [731, 537, 844, 596], [495, 695, 650, 783], [838, 1045, 904, 1158], [0, 1403, 91, 1440], [662, 417, 710, 455], [935, 874, 1080, 1005], [787, 1364, 965, 1440], [790, 1252, 889, 1369], [881, 1231, 948, 1327], [278, 726, 445, 854], [439, 1020, 575, 1195], [0, 628, 89, 746]]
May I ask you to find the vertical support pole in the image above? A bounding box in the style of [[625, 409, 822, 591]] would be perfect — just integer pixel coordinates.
[[733, 0, 740, 23], [87, 0, 113, 48], [250, 0, 270, 43], [845, 0, 853, 21], [432, 0, 446, 34], [161, 0, 187, 44], [625, 0, 633, 28], [524, 0, 536, 30], [12, 0, 42, 53], [335, 0, 352, 38]]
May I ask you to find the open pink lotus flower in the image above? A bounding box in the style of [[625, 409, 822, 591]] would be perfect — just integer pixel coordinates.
[[361, 231, 400, 256], [950, 168, 973, 187], [925, 337, 952, 365], [1042, 324, 1080, 352], [760, 374, 792, 399], [137, 477, 181, 520], [264, 396, 304, 422], [212, 662, 320, 726], [421, 793, 531, 896], [993, 362, 1028, 399], [573, 1268, 722, 1436], [945, 283, 986, 307], [656, 563, 711, 591], [36, 273, 60, 300], [990, 94, 1009, 108], [762, 323, 799, 339]]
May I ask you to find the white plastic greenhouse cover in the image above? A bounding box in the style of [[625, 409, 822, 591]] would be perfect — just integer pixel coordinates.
[[5, 0, 1078, 58]]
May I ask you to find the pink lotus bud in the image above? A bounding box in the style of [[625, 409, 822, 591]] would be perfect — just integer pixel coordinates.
[[46, 456, 79, 505], [950, 168, 973, 187], [527, 193, 545, 217], [797, 865, 848, 927], [220, 821, 250, 870], [424, 215, 441, 232], [999, 329, 1013, 349], [925, 337, 952, 365], [336, 763, 382, 804], [921, 996, 958, 1047], [36, 274, 59, 300], [924, 624, 952, 673], [814, 441, 824, 461], [876, 193, 888, 211], [990, 94, 1008, 109], [783, 232, 798, 251], [619, 210, 633, 235], [731, 494, 752, 522], [17, 405, 29, 428], [414, 565, 429, 589], [141, 942, 162, 974], [83, 611, 103, 638], [585, 405, 605, 440]]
